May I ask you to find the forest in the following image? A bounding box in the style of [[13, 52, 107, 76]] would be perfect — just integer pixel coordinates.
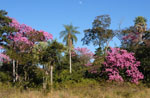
[[0, 10, 150, 98]]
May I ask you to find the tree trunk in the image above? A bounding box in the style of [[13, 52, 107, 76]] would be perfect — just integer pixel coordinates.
[[69, 47, 72, 74], [43, 65, 46, 89], [68, 33, 72, 74], [139, 33, 143, 43], [43, 76, 46, 89], [24, 71, 27, 81], [23, 65, 27, 81], [15, 60, 19, 82], [13, 60, 15, 83], [105, 38, 112, 55], [50, 65, 53, 86]]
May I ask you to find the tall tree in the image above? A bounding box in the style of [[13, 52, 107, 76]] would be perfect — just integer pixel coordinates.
[[60, 24, 80, 73], [42, 40, 65, 86], [82, 15, 114, 55], [134, 16, 147, 43], [32, 42, 49, 89], [134, 16, 147, 32]]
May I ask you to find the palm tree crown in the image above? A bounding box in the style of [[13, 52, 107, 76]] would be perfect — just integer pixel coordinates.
[[60, 24, 80, 47], [134, 16, 147, 32]]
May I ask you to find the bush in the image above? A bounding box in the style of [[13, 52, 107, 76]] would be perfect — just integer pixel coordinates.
[[102, 47, 144, 84], [0, 72, 11, 82]]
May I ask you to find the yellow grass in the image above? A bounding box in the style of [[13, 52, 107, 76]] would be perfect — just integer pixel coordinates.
[[0, 82, 150, 98]]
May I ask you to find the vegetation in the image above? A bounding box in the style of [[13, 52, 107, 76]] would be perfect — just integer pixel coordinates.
[[0, 10, 150, 97], [1, 82, 150, 98]]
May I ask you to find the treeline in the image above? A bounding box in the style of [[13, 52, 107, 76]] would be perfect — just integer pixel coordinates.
[[0, 10, 150, 89]]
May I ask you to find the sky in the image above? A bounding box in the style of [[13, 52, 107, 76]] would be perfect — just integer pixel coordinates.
[[0, 0, 150, 52]]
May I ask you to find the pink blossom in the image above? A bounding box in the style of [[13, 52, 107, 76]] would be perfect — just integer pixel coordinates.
[[0, 46, 3, 49], [0, 53, 10, 62], [39, 30, 53, 40], [8, 17, 53, 52], [122, 32, 142, 44], [85, 62, 92, 66], [72, 47, 94, 66], [103, 47, 144, 84]]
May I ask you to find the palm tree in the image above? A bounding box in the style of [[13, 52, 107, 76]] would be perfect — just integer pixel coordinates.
[[60, 24, 80, 73], [134, 16, 147, 42]]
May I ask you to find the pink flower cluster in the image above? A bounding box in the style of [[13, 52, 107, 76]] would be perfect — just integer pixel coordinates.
[[8, 18, 53, 51], [73, 47, 94, 58], [9, 18, 53, 40], [72, 47, 94, 66], [103, 47, 144, 84], [39, 30, 53, 41], [122, 32, 141, 43], [0, 53, 10, 63], [12, 32, 33, 44], [0, 46, 10, 63], [9, 18, 33, 33], [0, 46, 3, 49]]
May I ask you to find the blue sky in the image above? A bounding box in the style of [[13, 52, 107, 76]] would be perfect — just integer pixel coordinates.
[[0, 0, 150, 52]]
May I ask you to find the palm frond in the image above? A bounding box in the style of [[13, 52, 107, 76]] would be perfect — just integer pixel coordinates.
[[62, 35, 68, 45], [60, 23, 80, 47], [60, 31, 67, 38], [71, 34, 78, 43]]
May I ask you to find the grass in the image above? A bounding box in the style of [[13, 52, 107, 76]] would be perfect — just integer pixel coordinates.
[[0, 82, 150, 98]]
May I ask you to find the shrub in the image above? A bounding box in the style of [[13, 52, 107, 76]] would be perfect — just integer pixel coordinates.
[[0, 72, 11, 82], [103, 47, 144, 84]]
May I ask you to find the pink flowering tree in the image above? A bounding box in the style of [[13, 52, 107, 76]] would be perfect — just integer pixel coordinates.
[[72, 47, 94, 66], [7, 18, 53, 61], [8, 18, 53, 52], [103, 47, 144, 84], [7, 18, 53, 59], [4, 18, 53, 82]]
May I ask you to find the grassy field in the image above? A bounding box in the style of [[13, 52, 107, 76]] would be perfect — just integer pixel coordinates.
[[0, 82, 150, 98]]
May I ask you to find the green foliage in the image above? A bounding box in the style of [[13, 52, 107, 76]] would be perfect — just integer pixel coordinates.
[[135, 45, 150, 83], [54, 68, 87, 84], [54, 70, 72, 83], [26, 66, 44, 87], [13, 65, 45, 88], [44, 40, 65, 63], [54, 69, 99, 88], [0, 72, 11, 82], [95, 47, 104, 56], [54, 56, 91, 85], [134, 16, 147, 26], [82, 15, 114, 49], [0, 10, 15, 48]]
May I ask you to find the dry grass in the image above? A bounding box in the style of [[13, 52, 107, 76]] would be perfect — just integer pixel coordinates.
[[0, 83, 150, 98]]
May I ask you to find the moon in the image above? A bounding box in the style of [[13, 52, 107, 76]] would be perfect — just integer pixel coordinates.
[[79, 0, 83, 5]]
